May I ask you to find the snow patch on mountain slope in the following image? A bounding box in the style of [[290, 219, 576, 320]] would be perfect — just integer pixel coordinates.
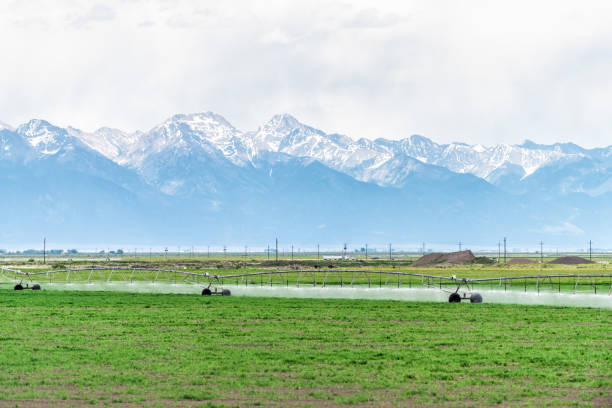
[[67, 127, 143, 165]]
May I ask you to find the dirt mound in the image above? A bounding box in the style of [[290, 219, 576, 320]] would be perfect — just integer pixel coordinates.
[[472, 256, 496, 265], [413, 250, 475, 267], [549, 256, 594, 265], [507, 258, 538, 264]]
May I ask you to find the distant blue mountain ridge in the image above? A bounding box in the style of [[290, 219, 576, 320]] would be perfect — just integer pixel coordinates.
[[0, 113, 610, 248]]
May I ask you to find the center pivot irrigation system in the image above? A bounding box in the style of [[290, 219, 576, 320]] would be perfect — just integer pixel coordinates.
[[1, 267, 611, 302]]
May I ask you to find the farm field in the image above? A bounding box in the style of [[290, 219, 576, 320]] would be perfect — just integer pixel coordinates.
[[0, 290, 610, 407], [2, 257, 611, 298]]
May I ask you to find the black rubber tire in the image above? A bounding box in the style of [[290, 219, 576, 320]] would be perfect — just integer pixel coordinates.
[[221, 289, 231, 296], [470, 292, 483, 303], [202, 288, 212, 296], [32, 284, 41, 290], [14, 284, 23, 291], [448, 292, 461, 303]]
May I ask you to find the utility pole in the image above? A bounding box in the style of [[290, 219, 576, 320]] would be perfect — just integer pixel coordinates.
[[291, 244, 294, 261], [589, 240, 592, 261], [43, 237, 46, 264], [503, 237, 507, 264], [389, 243, 392, 260], [267, 244, 270, 261], [275, 238, 278, 263], [540, 241, 544, 264]]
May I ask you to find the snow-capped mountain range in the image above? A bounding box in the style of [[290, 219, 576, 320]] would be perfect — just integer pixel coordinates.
[[1, 111, 610, 246], [71, 112, 611, 193], [16, 111, 606, 190]]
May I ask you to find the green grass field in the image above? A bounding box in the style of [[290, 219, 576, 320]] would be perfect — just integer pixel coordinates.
[[0, 290, 610, 407]]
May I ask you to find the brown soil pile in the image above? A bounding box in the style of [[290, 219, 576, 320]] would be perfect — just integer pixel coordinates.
[[412, 250, 475, 267], [549, 256, 595, 265], [507, 258, 538, 264]]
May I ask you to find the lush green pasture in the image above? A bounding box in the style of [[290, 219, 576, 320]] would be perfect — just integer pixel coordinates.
[[0, 291, 610, 407]]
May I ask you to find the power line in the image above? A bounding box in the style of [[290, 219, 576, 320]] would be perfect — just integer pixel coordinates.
[[497, 241, 501, 264], [540, 241, 543, 265]]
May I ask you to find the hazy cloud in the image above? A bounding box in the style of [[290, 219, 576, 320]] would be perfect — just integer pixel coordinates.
[[259, 28, 298, 45], [1, 0, 611, 148], [71, 3, 116, 28], [542, 222, 585, 236], [342, 8, 405, 29]]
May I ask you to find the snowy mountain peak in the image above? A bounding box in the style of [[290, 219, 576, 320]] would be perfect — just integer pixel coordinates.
[[250, 114, 307, 152], [172, 111, 232, 124], [17, 119, 73, 155], [267, 113, 301, 129], [124, 111, 250, 167], [408, 134, 433, 145], [159, 112, 240, 143]]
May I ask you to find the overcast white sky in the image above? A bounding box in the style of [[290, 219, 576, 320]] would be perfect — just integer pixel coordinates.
[[1, 0, 612, 147]]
